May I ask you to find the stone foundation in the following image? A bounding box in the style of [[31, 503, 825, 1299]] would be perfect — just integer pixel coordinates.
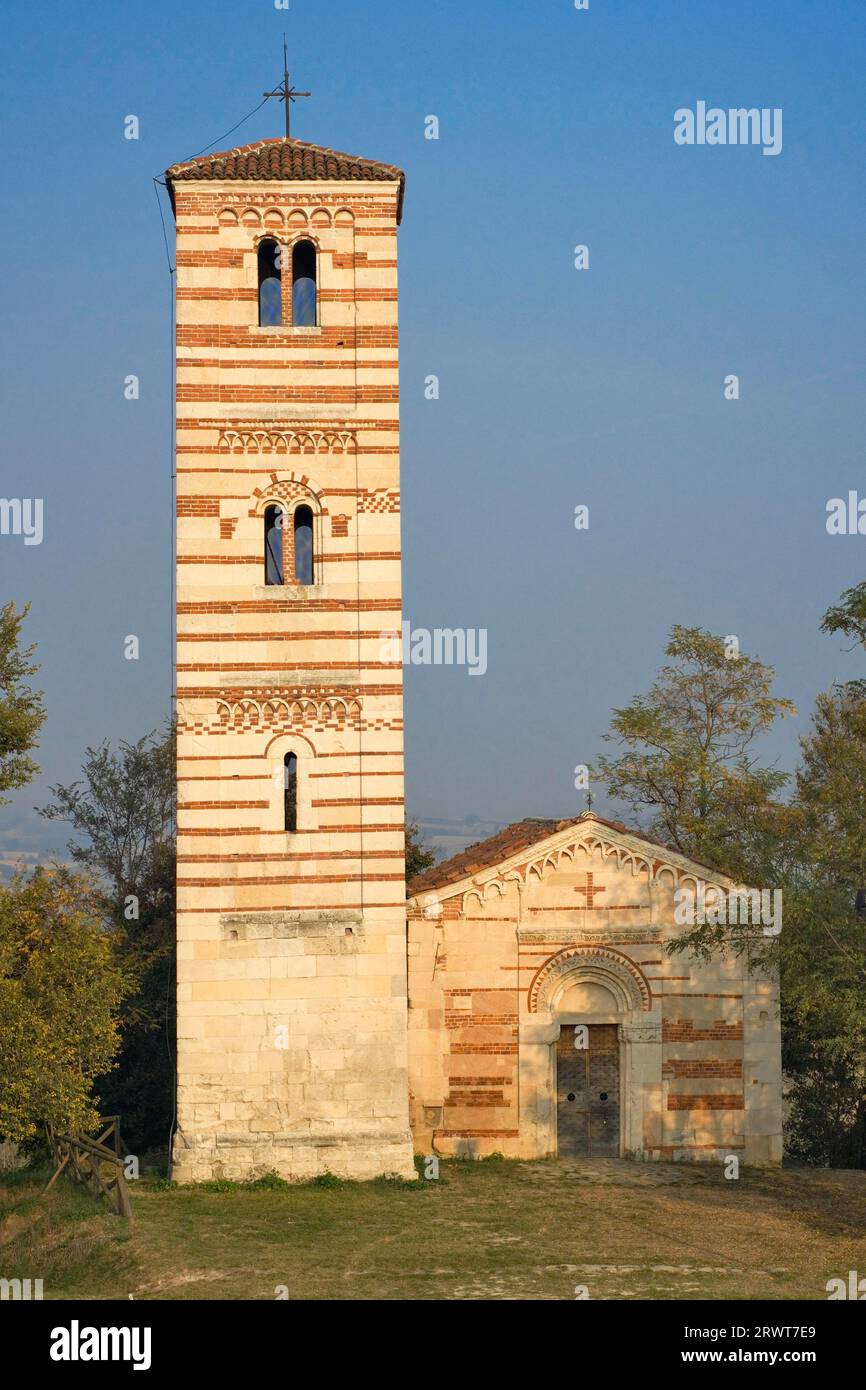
[[171, 1129, 416, 1184]]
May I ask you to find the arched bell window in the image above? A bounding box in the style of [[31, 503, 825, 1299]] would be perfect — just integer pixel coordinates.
[[293, 505, 314, 585], [292, 240, 317, 327], [258, 239, 282, 326], [284, 753, 298, 833], [264, 505, 284, 585]]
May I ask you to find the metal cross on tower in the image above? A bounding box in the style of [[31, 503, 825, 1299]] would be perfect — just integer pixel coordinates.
[[263, 38, 311, 139]]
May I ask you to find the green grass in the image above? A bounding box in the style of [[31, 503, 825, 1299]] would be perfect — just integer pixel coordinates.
[[1, 1157, 864, 1300]]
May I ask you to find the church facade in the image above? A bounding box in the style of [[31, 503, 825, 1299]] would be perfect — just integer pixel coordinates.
[[166, 136, 782, 1181], [407, 815, 783, 1164]]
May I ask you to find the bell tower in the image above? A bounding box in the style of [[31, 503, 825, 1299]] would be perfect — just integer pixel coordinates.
[[165, 132, 413, 1181]]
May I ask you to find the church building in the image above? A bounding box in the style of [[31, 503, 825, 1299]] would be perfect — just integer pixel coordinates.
[[407, 814, 782, 1164], [165, 129, 782, 1181]]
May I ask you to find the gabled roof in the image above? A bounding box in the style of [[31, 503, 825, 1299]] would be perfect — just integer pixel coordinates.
[[165, 137, 405, 222], [408, 818, 571, 897], [407, 812, 735, 900]]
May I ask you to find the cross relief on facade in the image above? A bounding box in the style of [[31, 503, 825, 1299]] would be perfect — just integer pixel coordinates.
[[573, 872, 606, 908]]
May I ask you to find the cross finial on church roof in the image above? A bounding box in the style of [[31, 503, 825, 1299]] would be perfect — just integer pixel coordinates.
[[263, 37, 311, 139]]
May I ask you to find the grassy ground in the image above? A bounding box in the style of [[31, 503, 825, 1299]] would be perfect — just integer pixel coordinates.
[[2, 1157, 864, 1301]]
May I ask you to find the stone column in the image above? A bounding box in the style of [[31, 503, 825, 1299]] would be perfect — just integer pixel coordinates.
[[518, 1018, 559, 1158], [620, 1016, 663, 1158]]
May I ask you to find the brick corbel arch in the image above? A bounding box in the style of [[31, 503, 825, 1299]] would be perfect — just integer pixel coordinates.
[[250, 476, 324, 516], [250, 229, 325, 259]]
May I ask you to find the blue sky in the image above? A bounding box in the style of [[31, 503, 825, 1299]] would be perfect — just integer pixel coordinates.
[[1, 0, 865, 864]]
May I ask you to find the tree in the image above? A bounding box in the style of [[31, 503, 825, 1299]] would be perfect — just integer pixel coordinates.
[[796, 688, 866, 891], [0, 869, 123, 1142], [95, 838, 176, 1154], [593, 625, 795, 882], [630, 600, 866, 1166], [780, 684, 866, 1167], [405, 818, 436, 881], [40, 726, 176, 1154], [40, 729, 175, 896], [591, 607, 866, 1167], [0, 601, 46, 803], [820, 580, 866, 655], [783, 1021, 866, 1168]]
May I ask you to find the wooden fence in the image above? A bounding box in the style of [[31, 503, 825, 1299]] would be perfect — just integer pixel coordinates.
[[43, 1116, 132, 1220]]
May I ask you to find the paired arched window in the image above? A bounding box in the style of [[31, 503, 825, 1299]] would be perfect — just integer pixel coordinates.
[[264, 505, 284, 585], [294, 506, 314, 585], [258, 239, 282, 326], [257, 239, 317, 328], [292, 240, 317, 326], [263, 503, 315, 586], [283, 753, 298, 833]]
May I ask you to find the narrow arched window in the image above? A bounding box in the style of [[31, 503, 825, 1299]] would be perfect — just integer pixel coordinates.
[[292, 240, 317, 327], [258, 239, 282, 326], [264, 505, 284, 585], [294, 505, 314, 585], [284, 753, 298, 832]]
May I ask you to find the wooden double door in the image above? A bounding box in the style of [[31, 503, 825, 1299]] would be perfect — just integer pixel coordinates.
[[556, 1024, 620, 1158]]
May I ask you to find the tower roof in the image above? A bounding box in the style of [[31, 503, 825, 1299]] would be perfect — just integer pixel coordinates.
[[165, 137, 405, 222]]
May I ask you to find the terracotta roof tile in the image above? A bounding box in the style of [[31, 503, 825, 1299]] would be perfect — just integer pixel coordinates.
[[165, 137, 405, 222], [406, 812, 688, 899], [408, 817, 577, 897]]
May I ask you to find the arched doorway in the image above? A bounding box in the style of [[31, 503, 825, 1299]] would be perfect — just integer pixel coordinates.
[[519, 945, 662, 1160], [557, 1022, 620, 1158], [554, 974, 622, 1156]]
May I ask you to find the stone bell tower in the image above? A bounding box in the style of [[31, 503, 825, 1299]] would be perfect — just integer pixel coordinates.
[[165, 133, 414, 1181]]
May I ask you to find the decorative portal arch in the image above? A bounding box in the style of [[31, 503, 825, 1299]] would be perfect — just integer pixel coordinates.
[[528, 945, 652, 1015], [519, 944, 662, 1162]]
